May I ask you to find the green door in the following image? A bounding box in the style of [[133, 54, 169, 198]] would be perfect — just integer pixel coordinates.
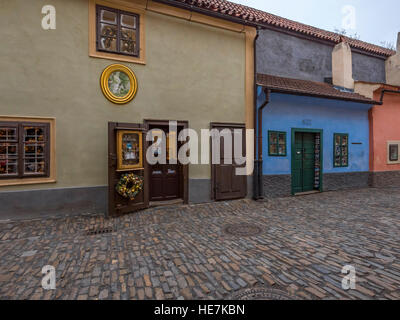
[[292, 132, 315, 193]]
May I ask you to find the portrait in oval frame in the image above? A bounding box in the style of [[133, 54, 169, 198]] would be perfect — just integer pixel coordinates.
[[100, 64, 138, 104]]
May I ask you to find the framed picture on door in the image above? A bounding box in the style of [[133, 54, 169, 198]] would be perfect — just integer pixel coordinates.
[[116, 130, 143, 171]]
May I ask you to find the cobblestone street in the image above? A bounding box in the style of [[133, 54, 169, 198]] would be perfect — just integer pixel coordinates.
[[0, 187, 399, 300]]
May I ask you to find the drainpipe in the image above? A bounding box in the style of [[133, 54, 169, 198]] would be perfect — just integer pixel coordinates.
[[255, 88, 270, 200], [379, 89, 400, 103], [252, 28, 260, 200]]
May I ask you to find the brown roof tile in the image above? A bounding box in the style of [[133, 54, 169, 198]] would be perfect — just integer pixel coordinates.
[[257, 73, 380, 104], [165, 0, 395, 57]]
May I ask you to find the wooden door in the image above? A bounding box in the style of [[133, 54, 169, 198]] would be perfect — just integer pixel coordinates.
[[149, 126, 180, 201], [292, 132, 315, 193], [212, 123, 247, 201], [108, 122, 149, 217], [150, 163, 180, 201]]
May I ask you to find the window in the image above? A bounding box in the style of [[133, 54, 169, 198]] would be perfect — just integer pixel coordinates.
[[268, 131, 286, 156], [0, 122, 50, 179], [388, 141, 400, 164], [96, 5, 140, 57], [334, 133, 349, 167]]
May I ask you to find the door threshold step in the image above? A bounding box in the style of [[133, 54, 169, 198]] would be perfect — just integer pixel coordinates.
[[149, 199, 184, 208], [294, 190, 321, 196]]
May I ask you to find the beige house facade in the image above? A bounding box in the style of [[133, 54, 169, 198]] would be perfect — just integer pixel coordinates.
[[0, 0, 256, 219]]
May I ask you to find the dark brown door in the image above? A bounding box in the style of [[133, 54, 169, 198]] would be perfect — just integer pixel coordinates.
[[148, 125, 181, 201], [211, 123, 247, 201], [150, 163, 180, 201], [108, 122, 149, 217]]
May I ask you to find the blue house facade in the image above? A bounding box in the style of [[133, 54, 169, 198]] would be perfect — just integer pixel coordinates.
[[255, 74, 378, 198]]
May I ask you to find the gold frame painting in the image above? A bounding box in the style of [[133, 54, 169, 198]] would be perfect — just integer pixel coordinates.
[[100, 64, 138, 104], [117, 130, 143, 171]]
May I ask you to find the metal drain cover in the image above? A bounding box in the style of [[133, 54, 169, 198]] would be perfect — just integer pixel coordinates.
[[223, 223, 262, 237], [86, 227, 115, 236], [231, 287, 294, 300]]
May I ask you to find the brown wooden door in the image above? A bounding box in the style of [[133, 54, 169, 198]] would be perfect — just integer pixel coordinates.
[[108, 122, 149, 217], [211, 123, 247, 201], [148, 125, 180, 201], [150, 163, 180, 201]]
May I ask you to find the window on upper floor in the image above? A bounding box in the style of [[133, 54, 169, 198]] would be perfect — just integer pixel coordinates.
[[96, 5, 140, 57], [268, 131, 286, 156], [89, 1, 145, 65], [388, 141, 400, 164], [0, 122, 50, 179], [333, 133, 349, 167]]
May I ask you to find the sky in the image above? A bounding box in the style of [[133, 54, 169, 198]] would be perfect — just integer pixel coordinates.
[[230, 0, 399, 48]]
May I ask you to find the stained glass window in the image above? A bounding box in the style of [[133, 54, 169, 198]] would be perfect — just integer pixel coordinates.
[[268, 131, 286, 156], [96, 6, 139, 57], [334, 133, 349, 167], [0, 127, 18, 176], [0, 122, 49, 179]]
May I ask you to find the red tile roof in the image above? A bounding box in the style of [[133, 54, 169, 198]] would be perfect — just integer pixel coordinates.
[[164, 0, 395, 57], [257, 73, 381, 104]]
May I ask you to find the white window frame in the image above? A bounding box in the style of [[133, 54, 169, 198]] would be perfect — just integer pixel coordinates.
[[387, 141, 400, 164]]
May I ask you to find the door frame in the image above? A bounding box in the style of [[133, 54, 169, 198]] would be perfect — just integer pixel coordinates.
[[291, 128, 324, 195], [108, 122, 149, 217], [210, 122, 247, 201], [144, 119, 189, 204]]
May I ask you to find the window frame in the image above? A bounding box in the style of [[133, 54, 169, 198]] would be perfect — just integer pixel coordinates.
[[0, 122, 19, 179], [268, 131, 287, 157], [387, 141, 400, 164], [96, 5, 140, 58], [333, 133, 349, 168], [89, 0, 146, 65], [0, 121, 50, 180]]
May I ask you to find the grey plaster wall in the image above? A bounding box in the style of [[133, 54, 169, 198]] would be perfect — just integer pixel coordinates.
[[0, 186, 107, 221], [0, 178, 218, 220], [262, 172, 371, 198], [263, 174, 292, 198], [257, 28, 386, 83], [323, 172, 370, 192], [369, 171, 400, 188], [352, 52, 386, 83], [189, 179, 211, 204]]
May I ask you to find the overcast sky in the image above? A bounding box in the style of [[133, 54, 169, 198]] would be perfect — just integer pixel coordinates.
[[230, 0, 399, 48]]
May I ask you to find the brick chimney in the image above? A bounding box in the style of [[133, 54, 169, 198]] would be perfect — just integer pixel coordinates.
[[332, 41, 354, 90], [386, 32, 400, 86]]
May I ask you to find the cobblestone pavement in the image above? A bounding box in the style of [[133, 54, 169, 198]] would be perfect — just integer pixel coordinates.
[[0, 187, 400, 300]]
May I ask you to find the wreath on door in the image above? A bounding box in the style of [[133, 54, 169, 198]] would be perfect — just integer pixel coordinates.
[[115, 173, 144, 200]]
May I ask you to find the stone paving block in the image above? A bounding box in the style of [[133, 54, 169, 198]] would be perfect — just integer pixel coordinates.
[[1, 187, 400, 300]]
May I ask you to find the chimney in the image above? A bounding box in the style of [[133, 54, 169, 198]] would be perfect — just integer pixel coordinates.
[[332, 41, 354, 90], [397, 32, 400, 52], [386, 32, 400, 86]]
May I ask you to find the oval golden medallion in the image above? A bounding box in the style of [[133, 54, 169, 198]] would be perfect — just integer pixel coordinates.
[[100, 64, 138, 104]]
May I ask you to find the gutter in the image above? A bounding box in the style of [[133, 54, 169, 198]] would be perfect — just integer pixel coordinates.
[[379, 89, 400, 103], [152, 0, 261, 28], [267, 88, 382, 105]]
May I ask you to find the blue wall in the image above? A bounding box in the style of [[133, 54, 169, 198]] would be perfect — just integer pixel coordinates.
[[257, 87, 372, 175]]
